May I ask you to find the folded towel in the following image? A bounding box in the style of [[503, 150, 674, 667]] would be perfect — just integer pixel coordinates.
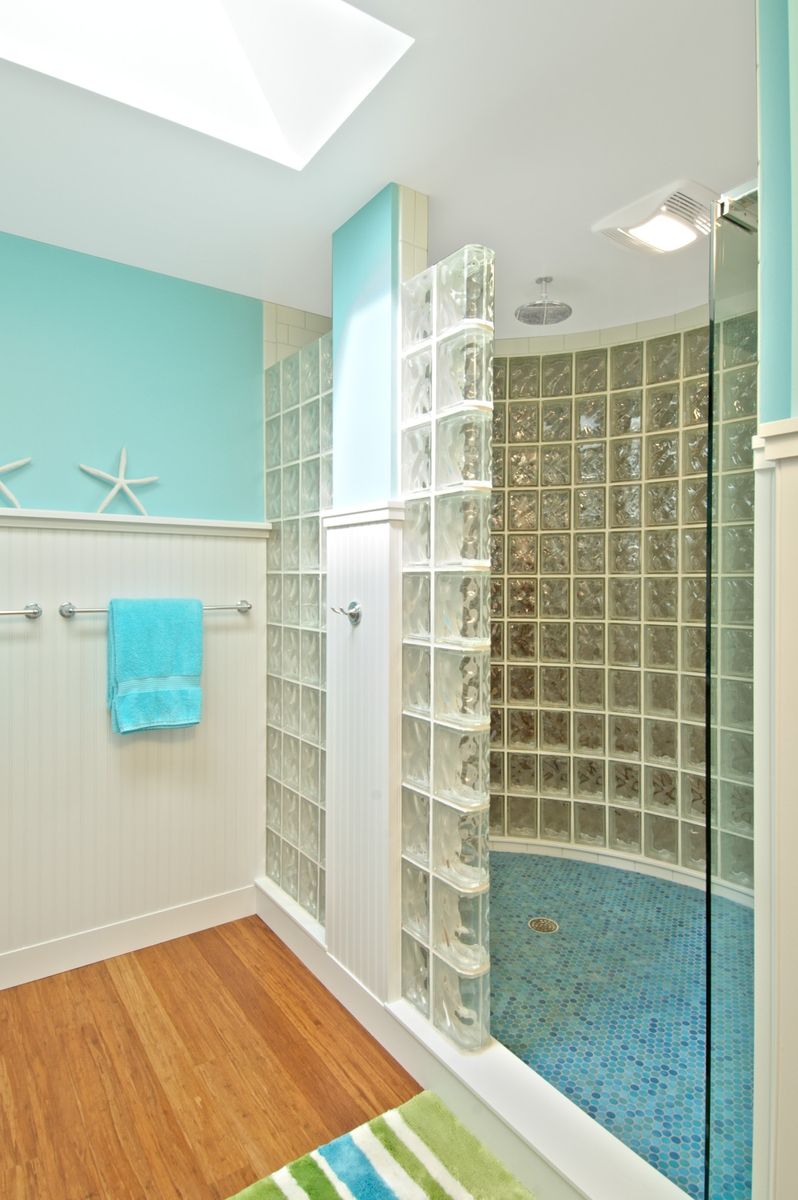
[[107, 599, 203, 734]]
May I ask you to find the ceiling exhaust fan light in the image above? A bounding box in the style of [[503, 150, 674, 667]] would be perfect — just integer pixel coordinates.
[[626, 212, 698, 252]]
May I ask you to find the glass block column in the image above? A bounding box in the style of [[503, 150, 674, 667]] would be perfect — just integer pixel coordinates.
[[400, 246, 494, 1049], [264, 332, 333, 922]]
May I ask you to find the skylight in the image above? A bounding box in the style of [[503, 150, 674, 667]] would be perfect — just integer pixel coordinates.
[[0, 0, 413, 168]]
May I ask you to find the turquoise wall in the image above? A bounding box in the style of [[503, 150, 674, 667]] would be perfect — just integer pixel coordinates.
[[0, 232, 264, 519], [332, 183, 399, 506], [759, 0, 793, 423]]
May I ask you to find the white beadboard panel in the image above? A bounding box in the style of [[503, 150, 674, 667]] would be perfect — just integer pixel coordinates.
[[0, 524, 266, 974], [325, 507, 403, 1000]]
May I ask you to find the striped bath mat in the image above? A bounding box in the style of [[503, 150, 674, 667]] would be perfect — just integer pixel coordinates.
[[229, 1090, 534, 1199]]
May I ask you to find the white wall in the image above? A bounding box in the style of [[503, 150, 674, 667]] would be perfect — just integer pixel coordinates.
[[0, 512, 267, 987]]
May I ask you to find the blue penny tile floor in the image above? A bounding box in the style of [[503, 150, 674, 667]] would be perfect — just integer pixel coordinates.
[[490, 853, 752, 1200]]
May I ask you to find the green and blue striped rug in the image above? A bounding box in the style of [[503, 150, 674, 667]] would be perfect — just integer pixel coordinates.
[[229, 1091, 534, 1199]]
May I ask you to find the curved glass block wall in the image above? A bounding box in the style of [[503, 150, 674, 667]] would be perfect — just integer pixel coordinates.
[[264, 332, 333, 922], [400, 245, 495, 1049]]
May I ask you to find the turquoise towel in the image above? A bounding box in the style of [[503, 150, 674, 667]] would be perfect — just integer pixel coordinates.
[[107, 599, 203, 734]]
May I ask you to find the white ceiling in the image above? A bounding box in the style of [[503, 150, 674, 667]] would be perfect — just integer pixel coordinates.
[[0, 0, 757, 337]]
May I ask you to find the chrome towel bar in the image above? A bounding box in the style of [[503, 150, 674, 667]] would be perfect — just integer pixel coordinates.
[[0, 603, 42, 619], [59, 600, 252, 619]]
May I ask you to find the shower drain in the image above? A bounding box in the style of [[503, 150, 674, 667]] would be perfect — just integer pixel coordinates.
[[528, 917, 559, 933]]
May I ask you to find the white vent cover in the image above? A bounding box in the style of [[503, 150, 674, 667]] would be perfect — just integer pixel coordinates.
[[593, 180, 717, 253]]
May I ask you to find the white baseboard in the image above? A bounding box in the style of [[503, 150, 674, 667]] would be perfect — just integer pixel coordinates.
[[254, 879, 688, 1200], [0, 884, 256, 990]]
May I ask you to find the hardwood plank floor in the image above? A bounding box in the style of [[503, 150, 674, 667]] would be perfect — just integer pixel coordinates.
[[0, 917, 420, 1199]]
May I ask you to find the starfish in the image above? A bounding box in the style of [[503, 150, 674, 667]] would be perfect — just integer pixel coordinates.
[[0, 457, 32, 508], [80, 447, 158, 516]]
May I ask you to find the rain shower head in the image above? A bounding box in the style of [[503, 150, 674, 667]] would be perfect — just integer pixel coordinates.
[[515, 276, 573, 326]]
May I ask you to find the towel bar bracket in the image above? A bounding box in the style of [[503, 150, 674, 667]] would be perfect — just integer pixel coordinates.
[[0, 603, 42, 620]]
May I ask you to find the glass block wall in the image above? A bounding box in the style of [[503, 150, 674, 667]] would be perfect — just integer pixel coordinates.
[[400, 245, 495, 1049], [489, 317, 755, 888], [264, 332, 333, 921]]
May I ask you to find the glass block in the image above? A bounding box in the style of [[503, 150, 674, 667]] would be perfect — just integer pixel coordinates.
[[491, 536, 504, 574], [267, 675, 283, 729], [609, 762, 640, 807], [402, 425, 432, 493], [682, 773, 707, 822], [300, 517, 320, 569], [575, 758, 605, 801], [610, 390, 642, 435], [610, 714, 640, 758], [646, 435, 679, 480], [402, 861, 429, 940], [644, 672, 678, 718], [265, 417, 282, 471], [645, 385, 680, 431], [299, 459, 321, 516], [403, 500, 430, 566], [282, 679, 300, 734], [722, 473, 755, 523], [610, 484, 641, 528], [402, 268, 433, 345], [679, 674, 705, 724], [507, 795, 538, 838], [282, 354, 300, 410], [537, 624, 568, 662], [680, 824, 706, 873], [541, 398, 572, 442], [491, 622, 503, 659], [721, 729, 754, 783], [283, 628, 300, 681], [540, 797, 571, 840], [432, 959, 489, 1050], [644, 625, 678, 670], [283, 730, 300, 793], [644, 766, 678, 815], [643, 577, 677, 622], [507, 577, 537, 618], [574, 667, 603, 709], [509, 357, 540, 399], [508, 665, 536, 704], [540, 577, 569, 617], [320, 455, 333, 509], [490, 706, 503, 745], [608, 669, 640, 712], [265, 828, 281, 884], [541, 666, 570, 707], [281, 842, 299, 899], [610, 438, 642, 481], [541, 354, 572, 398], [435, 572, 490, 645], [433, 726, 489, 807], [489, 793, 505, 835], [265, 470, 281, 520], [540, 533, 570, 574], [490, 751, 504, 788], [721, 833, 754, 888], [508, 709, 537, 749], [403, 348, 433, 421], [434, 648, 490, 727], [267, 528, 282, 572], [541, 445, 571, 486], [721, 577, 754, 625], [491, 578, 504, 617], [723, 365, 757, 418], [575, 441, 605, 483], [720, 781, 754, 836], [609, 807, 641, 853], [437, 329, 492, 410], [281, 406, 300, 464], [575, 802, 606, 846], [508, 490, 538, 531], [302, 686, 321, 745], [645, 529, 678, 573], [319, 331, 333, 393], [682, 377, 709, 426], [645, 718, 678, 765], [265, 363, 281, 418], [608, 623, 640, 667], [433, 802, 488, 890], [539, 754, 570, 796], [490, 492, 505, 532], [300, 343, 320, 404], [507, 534, 538, 574], [575, 395, 606, 439], [402, 933, 429, 1016], [403, 644, 431, 715], [402, 715, 430, 790], [541, 489, 570, 529], [493, 359, 508, 402], [300, 575, 320, 629], [437, 411, 491, 488], [508, 752, 537, 793], [683, 626, 706, 674], [300, 797, 320, 861], [282, 520, 300, 570], [681, 529, 706, 575], [508, 401, 539, 443], [575, 578, 605, 618], [540, 710, 569, 750], [491, 665, 504, 703], [403, 573, 431, 640], [575, 348, 607, 395], [507, 621, 536, 661], [283, 464, 300, 517], [609, 578, 640, 620], [610, 342, 643, 390], [723, 311, 758, 367], [682, 477, 708, 525], [492, 403, 506, 448], [680, 723, 705, 772], [300, 630, 321, 684], [644, 814, 678, 863], [574, 533, 604, 574], [283, 574, 300, 626], [574, 622, 604, 664], [683, 326, 710, 376], [722, 418, 756, 470], [721, 628, 753, 677], [574, 711, 604, 753], [508, 446, 539, 487], [301, 742, 321, 803], [575, 487, 606, 528], [683, 429, 709, 476], [646, 333, 681, 384], [437, 244, 494, 330]]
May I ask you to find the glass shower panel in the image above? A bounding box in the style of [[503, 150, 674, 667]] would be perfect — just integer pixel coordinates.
[[708, 187, 757, 1200], [400, 245, 494, 1050]]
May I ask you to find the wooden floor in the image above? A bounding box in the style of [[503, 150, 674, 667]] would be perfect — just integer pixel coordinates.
[[0, 917, 419, 1199]]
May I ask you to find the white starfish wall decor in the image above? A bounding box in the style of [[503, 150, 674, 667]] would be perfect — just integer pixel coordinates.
[[80, 447, 158, 516], [0, 456, 32, 508]]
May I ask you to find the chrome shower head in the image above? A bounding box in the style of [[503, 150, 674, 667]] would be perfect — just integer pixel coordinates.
[[515, 276, 573, 326]]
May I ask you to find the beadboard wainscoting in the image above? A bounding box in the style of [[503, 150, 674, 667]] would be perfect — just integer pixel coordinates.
[[0, 513, 268, 988]]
